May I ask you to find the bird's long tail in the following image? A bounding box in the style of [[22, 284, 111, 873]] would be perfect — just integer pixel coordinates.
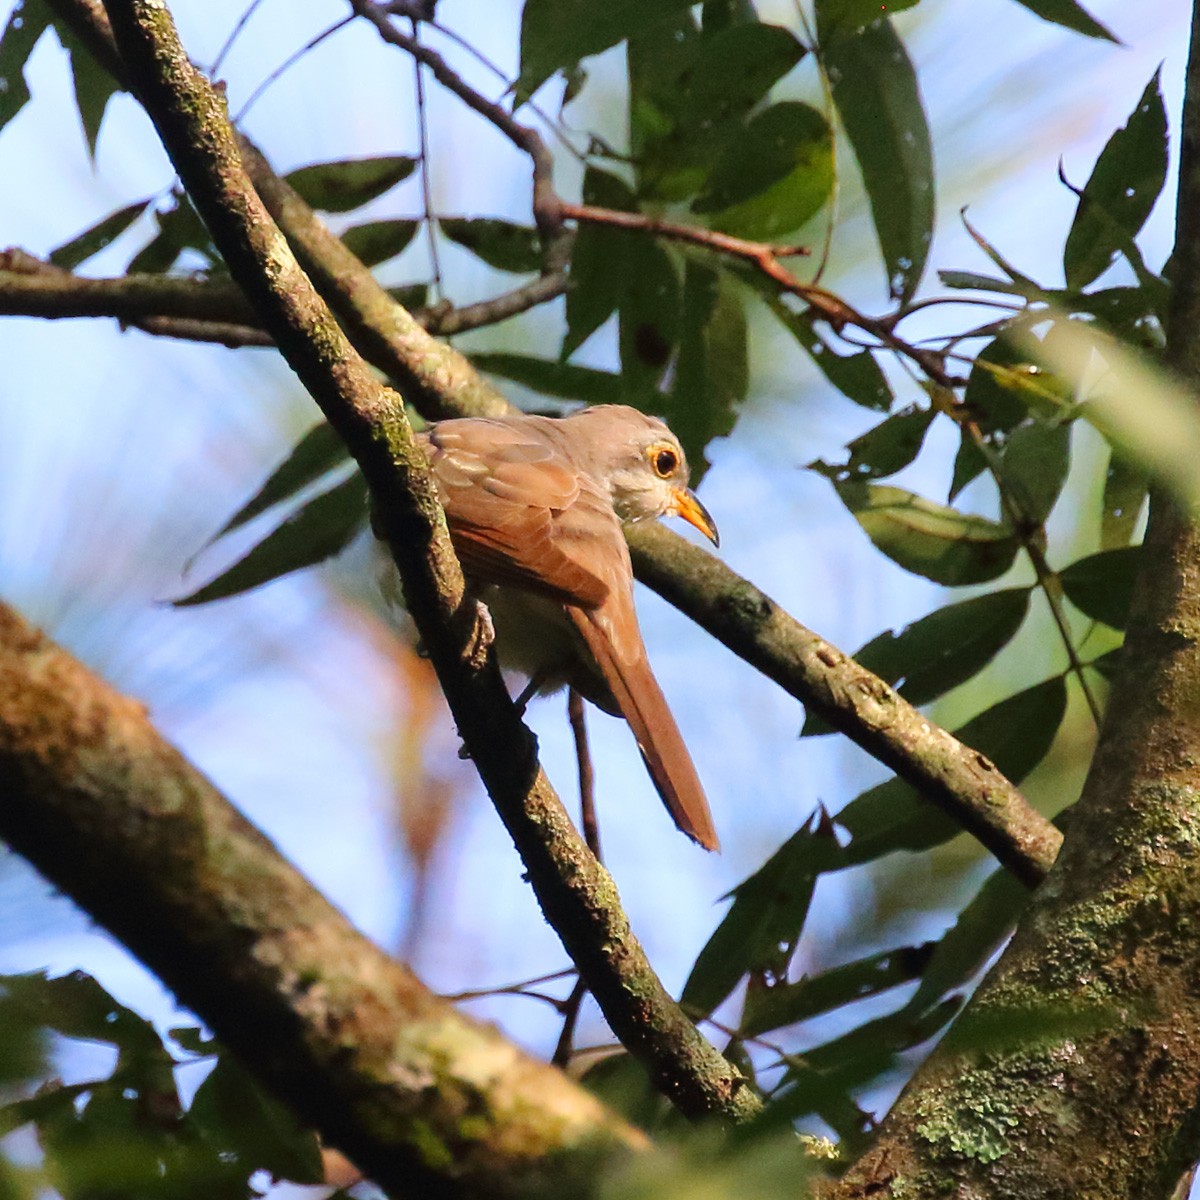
[[566, 607, 719, 852]]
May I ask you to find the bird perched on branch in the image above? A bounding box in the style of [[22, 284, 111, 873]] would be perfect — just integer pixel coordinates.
[[417, 404, 721, 851]]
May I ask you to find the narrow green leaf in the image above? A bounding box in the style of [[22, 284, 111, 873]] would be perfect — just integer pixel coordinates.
[[517, 0, 696, 102], [693, 101, 834, 240], [207, 423, 350, 544], [938, 269, 1030, 296], [1100, 450, 1147, 549], [0, 0, 52, 137], [1059, 544, 1142, 629], [470, 353, 622, 403], [818, 11, 933, 300], [816, 0, 920, 34], [953, 675, 1068, 784], [618, 237, 681, 390], [339, 218, 419, 268], [387, 282, 429, 312], [564, 168, 636, 357], [284, 156, 417, 213], [998, 420, 1072, 525], [175, 474, 368, 606], [663, 261, 748, 475], [1064, 71, 1167, 289], [49, 199, 151, 270], [965, 337, 1046, 434], [190, 1056, 323, 1184], [843, 404, 936, 478], [741, 943, 934, 1037], [127, 197, 215, 273], [55, 17, 119, 157], [773, 303, 892, 410], [949, 427, 988, 501], [439, 217, 541, 274], [807, 588, 1031, 736], [681, 816, 831, 1017], [830, 479, 1020, 585], [903, 868, 1029, 1017], [1010, 0, 1118, 42]]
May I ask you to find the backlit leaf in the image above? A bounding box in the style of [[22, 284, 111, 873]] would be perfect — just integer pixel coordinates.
[[1064, 71, 1167, 289], [1100, 451, 1147, 549], [340, 218, 419, 268], [998, 420, 1071, 525], [818, 10, 933, 300], [831, 479, 1020, 585], [49, 199, 151, 270], [284, 156, 417, 213], [1011, 0, 1117, 42], [774, 304, 893, 410], [0, 0, 52, 138], [1059, 544, 1142, 629], [175, 474, 368, 606], [843, 404, 936, 478], [439, 218, 541, 274]]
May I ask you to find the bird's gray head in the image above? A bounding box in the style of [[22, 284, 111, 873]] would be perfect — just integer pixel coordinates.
[[565, 405, 719, 546]]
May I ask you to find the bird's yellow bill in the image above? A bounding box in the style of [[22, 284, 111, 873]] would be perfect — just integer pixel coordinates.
[[671, 487, 719, 547]]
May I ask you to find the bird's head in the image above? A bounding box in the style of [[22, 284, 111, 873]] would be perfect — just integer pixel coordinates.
[[567, 405, 719, 547]]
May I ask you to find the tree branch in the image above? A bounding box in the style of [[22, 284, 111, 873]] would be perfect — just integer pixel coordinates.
[[0, 600, 645, 1198], [95, 0, 758, 1126], [826, 7, 1200, 1195]]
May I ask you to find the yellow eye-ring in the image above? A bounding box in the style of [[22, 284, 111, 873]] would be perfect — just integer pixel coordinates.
[[650, 445, 679, 478]]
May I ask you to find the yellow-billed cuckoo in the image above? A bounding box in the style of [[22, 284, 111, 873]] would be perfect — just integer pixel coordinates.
[[417, 404, 720, 851]]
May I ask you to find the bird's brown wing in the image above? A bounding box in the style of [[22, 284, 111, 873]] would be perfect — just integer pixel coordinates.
[[566, 595, 720, 852], [422, 419, 615, 609]]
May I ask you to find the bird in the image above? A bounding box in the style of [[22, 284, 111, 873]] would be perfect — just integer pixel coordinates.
[[416, 403, 721, 851]]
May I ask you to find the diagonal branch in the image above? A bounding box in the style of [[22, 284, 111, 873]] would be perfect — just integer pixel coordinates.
[[96, 0, 758, 1127]]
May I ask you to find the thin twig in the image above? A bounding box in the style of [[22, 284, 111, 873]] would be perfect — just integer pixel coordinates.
[[409, 17, 444, 302]]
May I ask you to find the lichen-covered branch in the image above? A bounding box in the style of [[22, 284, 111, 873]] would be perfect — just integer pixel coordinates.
[[0, 601, 644, 1198], [95, 0, 759, 1126], [826, 8, 1200, 1197]]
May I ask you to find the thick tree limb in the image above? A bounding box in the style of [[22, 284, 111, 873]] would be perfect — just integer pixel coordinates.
[[0, 601, 645, 1198], [825, 8, 1200, 1197], [96, 0, 758, 1126]]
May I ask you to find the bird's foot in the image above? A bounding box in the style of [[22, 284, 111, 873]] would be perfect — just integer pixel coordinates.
[[462, 599, 495, 670]]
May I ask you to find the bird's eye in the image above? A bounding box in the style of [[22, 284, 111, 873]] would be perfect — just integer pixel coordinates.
[[652, 447, 678, 478]]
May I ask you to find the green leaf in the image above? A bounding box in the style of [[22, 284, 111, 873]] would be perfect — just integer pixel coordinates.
[[817, 10, 933, 301], [663, 261, 748, 475], [803, 588, 1031, 737], [830, 479, 1020, 585], [693, 101, 834, 239], [741, 943, 934, 1037], [903, 867, 1029, 1017], [206, 422, 350, 544], [564, 167, 637, 357], [439, 218, 541, 274], [388, 282, 429, 312], [175, 474, 368, 606], [949, 427, 988, 501], [49, 199, 151, 270], [833, 676, 1068, 866], [843, 404, 936, 478], [773, 303, 893, 410], [816, 0, 921, 34], [0, 0, 52, 138], [628, 18, 805, 203], [1059, 545, 1142, 629], [938, 269, 1030, 296], [1064, 71, 1167, 289], [470, 353, 622, 403], [998, 420, 1072, 525], [284, 156, 417, 213], [578, 1054, 669, 1131], [1010, 0, 1118, 42], [339, 218, 419, 268], [681, 816, 833, 1017], [1100, 450, 1147, 549], [517, 0, 697, 102], [127, 196, 216, 273], [618, 237, 681, 390], [55, 17, 119, 157], [190, 1056, 323, 1184], [965, 336, 1046, 434]]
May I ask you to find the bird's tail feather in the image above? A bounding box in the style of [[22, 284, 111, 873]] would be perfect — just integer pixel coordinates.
[[566, 609, 719, 851]]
